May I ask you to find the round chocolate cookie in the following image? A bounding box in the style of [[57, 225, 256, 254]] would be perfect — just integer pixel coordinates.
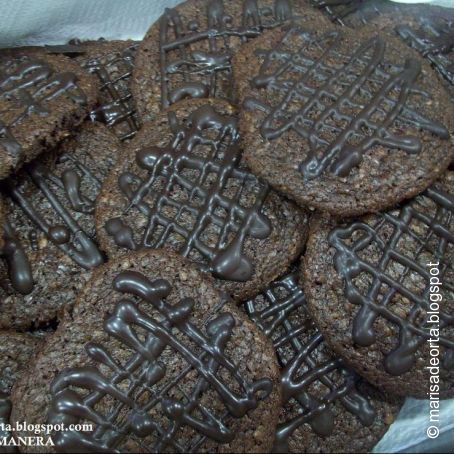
[[234, 21, 454, 216], [0, 50, 98, 179], [244, 271, 402, 452], [11, 249, 281, 453], [0, 122, 122, 330], [132, 0, 329, 121], [96, 98, 308, 302], [302, 172, 454, 398], [74, 40, 141, 141]]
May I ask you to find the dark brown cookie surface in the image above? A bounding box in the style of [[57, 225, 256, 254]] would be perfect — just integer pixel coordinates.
[[0, 198, 4, 251], [234, 22, 453, 216], [0, 51, 98, 179], [74, 40, 141, 141], [302, 172, 454, 398], [11, 250, 281, 453], [0, 331, 42, 395], [132, 0, 329, 121], [96, 99, 308, 302], [0, 122, 122, 330], [244, 271, 401, 452], [0, 331, 43, 452]]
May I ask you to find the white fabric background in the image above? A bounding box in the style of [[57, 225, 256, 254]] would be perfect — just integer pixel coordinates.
[[0, 0, 184, 47], [0, 0, 453, 452], [0, 0, 452, 47]]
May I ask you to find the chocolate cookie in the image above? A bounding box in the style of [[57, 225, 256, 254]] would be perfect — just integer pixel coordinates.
[[0, 331, 43, 452], [74, 40, 141, 141], [0, 51, 98, 179], [96, 99, 308, 302], [234, 22, 453, 216], [11, 249, 281, 453], [132, 0, 329, 121], [0, 122, 122, 330], [244, 271, 401, 452], [302, 172, 454, 398]]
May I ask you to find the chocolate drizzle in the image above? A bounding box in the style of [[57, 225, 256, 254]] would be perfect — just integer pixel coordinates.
[[244, 28, 449, 180], [84, 44, 141, 141], [159, 0, 296, 108], [0, 221, 33, 294], [105, 104, 271, 282], [311, 0, 386, 26], [245, 272, 376, 452], [0, 56, 87, 158], [329, 184, 454, 376], [3, 151, 104, 271], [48, 270, 273, 451], [396, 15, 454, 85]]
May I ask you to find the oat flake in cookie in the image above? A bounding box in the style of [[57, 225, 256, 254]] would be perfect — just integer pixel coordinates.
[[234, 22, 453, 216], [244, 271, 401, 453], [302, 172, 454, 398], [74, 40, 141, 141], [0, 123, 122, 330], [132, 0, 329, 121], [96, 99, 308, 302], [0, 51, 97, 179], [11, 250, 281, 453]]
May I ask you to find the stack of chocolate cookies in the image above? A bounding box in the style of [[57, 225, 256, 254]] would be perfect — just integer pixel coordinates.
[[0, 1, 452, 452]]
